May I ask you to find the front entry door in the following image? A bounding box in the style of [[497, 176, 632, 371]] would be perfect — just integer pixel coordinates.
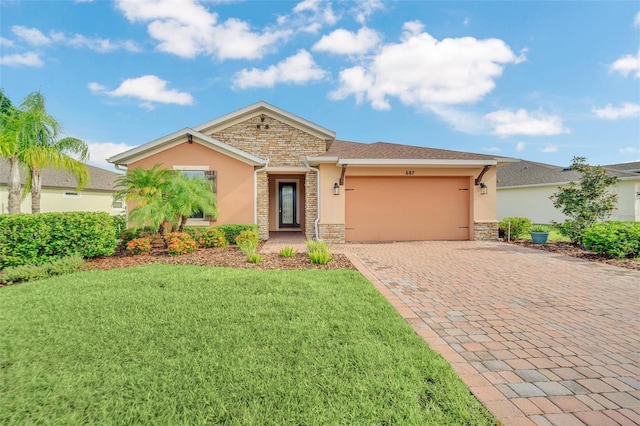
[[278, 182, 297, 228]]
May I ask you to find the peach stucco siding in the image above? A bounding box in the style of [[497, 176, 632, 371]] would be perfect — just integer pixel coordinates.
[[128, 141, 255, 225]]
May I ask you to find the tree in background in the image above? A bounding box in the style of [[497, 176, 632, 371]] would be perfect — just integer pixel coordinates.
[[550, 157, 619, 245], [115, 164, 218, 237], [0, 90, 89, 214]]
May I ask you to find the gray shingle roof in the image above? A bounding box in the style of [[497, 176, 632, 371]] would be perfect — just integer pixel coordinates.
[[497, 159, 637, 188], [0, 159, 121, 191], [327, 140, 501, 161]]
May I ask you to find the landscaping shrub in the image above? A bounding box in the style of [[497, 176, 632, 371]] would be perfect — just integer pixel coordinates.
[[165, 232, 197, 256], [182, 226, 204, 243], [119, 226, 157, 246], [111, 214, 127, 236], [198, 227, 228, 249], [279, 246, 298, 258], [247, 252, 263, 264], [217, 224, 259, 244], [0, 212, 117, 269], [126, 238, 152, 255], [498, 217, 532, 239], [583, 221, 640, 258], [306, 239, 333, 265], [235, 229, 260, 261], [1, 254, 84, 285]]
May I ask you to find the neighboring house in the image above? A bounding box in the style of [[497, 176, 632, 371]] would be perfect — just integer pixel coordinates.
[[497, 160, 640, 224], [109, 101, 516, 243], [0, 160, 125, 215]]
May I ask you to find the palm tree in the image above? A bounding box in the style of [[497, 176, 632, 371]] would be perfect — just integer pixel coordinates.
[[0, 90, 22, 214], [166, 174, 218, 232], [115, 164, 218, 236], [18, 92, 89, 213], [0, 90, 89, 214]]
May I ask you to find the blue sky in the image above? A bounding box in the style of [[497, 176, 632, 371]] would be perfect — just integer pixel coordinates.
[[2, 0, 639, 170]]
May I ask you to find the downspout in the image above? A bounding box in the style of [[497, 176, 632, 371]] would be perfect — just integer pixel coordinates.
[[253, 159, 269, 225], [113, 163, 128, 226], [114, 163, 127, 172], [304, 158, 321, 240]]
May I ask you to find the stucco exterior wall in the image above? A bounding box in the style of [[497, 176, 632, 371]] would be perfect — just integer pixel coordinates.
[[128, 141, 255, 225], [497, 179, 640, 224], [0, 186, 122, 215]]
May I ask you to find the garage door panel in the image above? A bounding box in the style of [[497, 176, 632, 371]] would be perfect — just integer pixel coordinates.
[[345, 176, 470, 242]]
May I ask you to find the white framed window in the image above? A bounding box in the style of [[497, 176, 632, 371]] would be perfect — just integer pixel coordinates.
[[111, 196, 124, 210]]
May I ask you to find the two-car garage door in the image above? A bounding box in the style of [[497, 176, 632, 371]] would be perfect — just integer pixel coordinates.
[[345, 176, 471, 242]]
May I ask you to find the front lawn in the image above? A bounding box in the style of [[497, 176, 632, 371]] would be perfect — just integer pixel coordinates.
[[1, 265, 495, 425]]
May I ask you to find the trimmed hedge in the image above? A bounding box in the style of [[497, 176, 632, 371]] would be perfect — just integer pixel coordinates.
[[583, 221, 640, 258], [498, 217, 532, 239], [184, 224, 259, 246], [0, 212, 118, 269]]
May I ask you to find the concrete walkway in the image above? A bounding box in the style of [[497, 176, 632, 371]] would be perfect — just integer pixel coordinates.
[[344, 241, 640, 426]]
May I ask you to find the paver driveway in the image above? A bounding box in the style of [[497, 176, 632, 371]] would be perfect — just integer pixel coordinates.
[[344, 241, 640, 426]]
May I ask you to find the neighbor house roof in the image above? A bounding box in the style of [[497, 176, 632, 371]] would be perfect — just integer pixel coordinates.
[[497, 159, 638, 188], [603, 161, 640, 173], [0, 159, 121, 191], [310, 140, 516, 166]]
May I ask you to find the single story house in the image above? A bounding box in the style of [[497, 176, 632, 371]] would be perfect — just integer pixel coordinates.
[[109, 101, 516, 243], [497, 160, 640, 224], [0, 160, 125, 215]]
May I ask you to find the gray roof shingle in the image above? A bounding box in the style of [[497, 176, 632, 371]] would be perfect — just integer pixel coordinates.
[[326, 140, 501, 161], [497, 159, 638, 188], [0, 160, 121, 191]]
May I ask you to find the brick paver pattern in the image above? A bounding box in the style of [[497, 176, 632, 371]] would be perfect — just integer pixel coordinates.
[[343, 241, 640, 426]]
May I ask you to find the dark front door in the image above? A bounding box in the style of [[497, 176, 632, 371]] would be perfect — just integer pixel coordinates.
[[278, 182, 297, 228]]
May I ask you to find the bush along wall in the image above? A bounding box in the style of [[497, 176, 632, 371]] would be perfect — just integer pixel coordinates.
[[0, 212, 118, 269]]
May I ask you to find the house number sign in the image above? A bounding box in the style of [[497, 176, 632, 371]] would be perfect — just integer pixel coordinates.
[[405, 170, 415, 175]]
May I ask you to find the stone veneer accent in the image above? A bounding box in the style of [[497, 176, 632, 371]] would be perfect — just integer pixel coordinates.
[[211, 115, 327, 240], [211, 116, 326, 168], [474, 221, 499, 241], [318, 223, 345, 244], [256, 171, 269, 240], [304, 171, 318, 240]]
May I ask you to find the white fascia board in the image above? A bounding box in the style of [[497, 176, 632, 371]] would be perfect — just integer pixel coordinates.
[[494, 157, 521, 164], [108, 128, 266, 166], [193, 101, 336, 141], [306, 156, 340, 166], [265, 167, 310, 173], [336, 159, 498, 167]]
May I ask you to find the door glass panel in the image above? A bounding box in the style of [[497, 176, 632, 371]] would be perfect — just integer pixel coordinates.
[[281, 185, 294, 225]]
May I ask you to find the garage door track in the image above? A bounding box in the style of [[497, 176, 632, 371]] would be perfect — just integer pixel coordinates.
[[344, 241, 640, 426]]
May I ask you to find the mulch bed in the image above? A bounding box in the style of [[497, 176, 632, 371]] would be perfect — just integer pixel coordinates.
[[507, 239, 640, 271], [84, 246, 355, 271]]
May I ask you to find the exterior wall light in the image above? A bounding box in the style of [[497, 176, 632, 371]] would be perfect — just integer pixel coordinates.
[[480, 182, 488, 195], [333, 182, 340, 195]]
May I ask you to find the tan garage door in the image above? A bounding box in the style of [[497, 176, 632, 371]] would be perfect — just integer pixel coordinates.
[[345, 176, 470, 242]]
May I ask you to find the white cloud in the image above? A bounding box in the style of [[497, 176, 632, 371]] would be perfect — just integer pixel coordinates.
[[313, 27, 380, 55], [233, 50, 326, 89], [463, 18, 470, 26], [619, 147, 638, 154], [540, 144, 558, 153], [87, 142, 136, 168], [483, 147, 501, 152], [635, 11, 640, 27], [593, 102, 640, 120], [90, 75, 194, 109], [10, 25, 140, 53], [352, 0, 384, 25], [12, 25, 51, 45], [0, 37, 15, 47], [292, 0, 338, 31], [0, 52, 44, 67], [74, 0, 95, 3], [485, 109, 569, 137], [329, 20, 526, 110], [115, 0, 289, 59], [610, 49, 640, 78], [516, 141, 526, 152]]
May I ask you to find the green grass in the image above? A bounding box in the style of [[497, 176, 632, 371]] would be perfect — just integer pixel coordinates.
[[1, 265, 495, 425]]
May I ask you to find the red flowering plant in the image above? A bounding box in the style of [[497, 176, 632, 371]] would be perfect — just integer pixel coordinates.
[[165, 232, 197, 256], [126, 237, 152, 255]]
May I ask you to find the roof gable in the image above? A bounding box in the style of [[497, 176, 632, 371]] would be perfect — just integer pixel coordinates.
[[193, 101, 336, 141], [108, 128, 266, 167]]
